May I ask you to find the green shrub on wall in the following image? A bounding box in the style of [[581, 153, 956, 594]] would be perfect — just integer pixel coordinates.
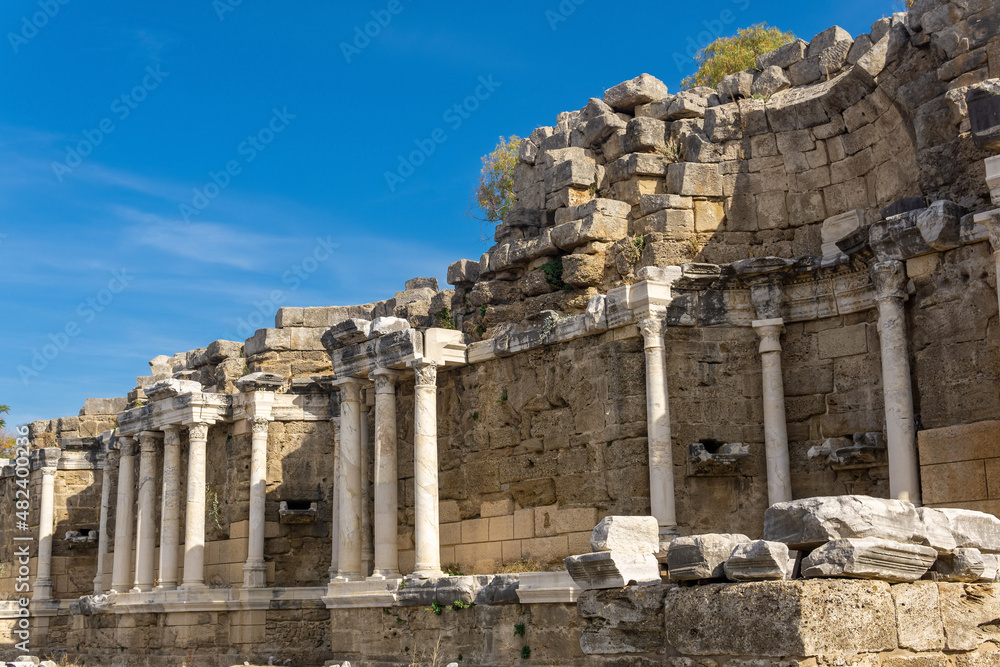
[[681, 23, 795, 90]]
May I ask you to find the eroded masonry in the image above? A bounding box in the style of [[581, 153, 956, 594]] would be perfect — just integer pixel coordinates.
[[6, 0, 1000, 664]]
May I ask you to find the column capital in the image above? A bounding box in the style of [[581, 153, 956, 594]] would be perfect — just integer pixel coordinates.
[[138, 431, 163, 452], [104, 449, 119, 469], [410, 360, 438, 387], [370, 368, 402, 393], [750, 282, 784, 321], [334, 377, 366, 403], [978, 209, 1000, 251], [162, 426, 182, 446], [752, 317, 785, 354], [32, 447, 61, 473], [250, 416, 270, 434], [637, 309, 667, 346], [116, 436, 138, 457], [187, 422, 210, 441], [871, 260, 908, 303]]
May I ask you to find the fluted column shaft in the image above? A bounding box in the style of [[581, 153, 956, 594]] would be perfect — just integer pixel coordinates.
[[370, 369, 401, 580], [638, 313, 676, 530], [181, 422, 210, 589], [411, 361, 443, 578], [753, 319, 792, 505], [872, 260, 921, 504], [110, 437, 137, 592], [32, 449, 59, 601], [93, 450, 116, 595], [335, 379, 365, 581], [157, 427, 182, 590], [243, 417, 269, 588], [132, 431, 161, 592], [328, 415, 340, 580]]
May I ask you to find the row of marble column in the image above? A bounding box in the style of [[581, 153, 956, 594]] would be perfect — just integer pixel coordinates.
[[91, 417, 271, 595], [635, 259, 923, 540], [328, 360, 443, 582]]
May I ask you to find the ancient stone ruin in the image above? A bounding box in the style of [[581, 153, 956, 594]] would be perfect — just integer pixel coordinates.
[[4, 0, 1000, 664]]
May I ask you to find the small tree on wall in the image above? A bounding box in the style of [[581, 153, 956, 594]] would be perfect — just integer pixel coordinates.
[[468, 135, 523, 228], [0, 405, 16, 458], [681, 23, 795, 90]]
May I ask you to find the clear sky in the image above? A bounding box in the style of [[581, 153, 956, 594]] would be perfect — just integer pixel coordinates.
[[1, 0, 900, 430]]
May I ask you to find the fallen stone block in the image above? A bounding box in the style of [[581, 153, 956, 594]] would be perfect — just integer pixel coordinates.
[[565, 551, 661, 589], [667, 533, 751, 580], [369, 316, 410, 337], [604, 73, 670, 112], [447, 259, 481, 285], [934, 548, 987, 582], [590, 515, 659, 553], [724, 540, 794, 581], [915, 200, 964, 251], [981, 554, 1000, 582], [664, 91, 706, 120], [801, 537, 937, 582], [764, 495, 917, 550], [930, 507, 1000, 553], [327, 318, 372, 345]]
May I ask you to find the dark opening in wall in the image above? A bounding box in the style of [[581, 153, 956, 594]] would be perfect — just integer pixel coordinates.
[[285, 500, 313, 511]]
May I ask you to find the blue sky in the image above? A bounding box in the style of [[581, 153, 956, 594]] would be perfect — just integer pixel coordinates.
[[1, 0, 898, 429]]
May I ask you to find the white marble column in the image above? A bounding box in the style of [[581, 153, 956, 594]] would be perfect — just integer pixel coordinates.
[[638, 312, 677, 531], [156, 427, 182, 590], [243, 417, 269, 588], [872, 260, 921, 504], [93, 449, 116, 595], [181, 422, 210, 589], [752, 319, 793, 505], [334, 379, 365, 581], [360, 397, 373, 579], [411, 361, 443, 579], [370, 369, 401, 580], [110, 437, 137, 593], [32, 448, 60, 601], [132, 431, 161, 592], [328, 413, 340, 581]]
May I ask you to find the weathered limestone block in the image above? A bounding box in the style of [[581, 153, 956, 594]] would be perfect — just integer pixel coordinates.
[[893, 581, 945, 651], [667, 162, 722, 197], [551, 213, 628, 251], [821, 209, 863, 263], [590, 516, 659, 553], [717, 70, 755, 104], [328, 318, 372, 345], [935, 548, 988, 582], [756, 39, 808, 70], [724, 540, 794, 581], [982, 554, 1000, 582], [634, 96, 675, 121], [752, 66, 791, 99], [663, 580, 896, 657], [764, 495, 917, 550], [555, 198, 631, 225], [938, 582, 1000, 651], [369, 316, 409, 337], [789, 26, 853, 86], [639, 194, 692, 215], [916, 200, 964, 251], [562, 253, 605, 287], [564, 551, 661, 590], [625, 117, 668, 154], [447, 259, 481, 286], [633, 208, 695, 238], [668, 534, 751, 580], [664, 91, 706, 120], [546, 155, 597, 193], [967, 79, 1000, 152], [608, 153, 670, 182], [604, 73, 670, 112], [801, 537, 937, 582], [578, 584, 671, 655]]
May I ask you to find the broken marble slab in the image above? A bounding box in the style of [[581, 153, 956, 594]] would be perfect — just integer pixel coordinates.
[[928, 507, 1000, 554], [589, 516, 659, 554], [724, 540, 795, 581], [764, 495, 918, 550], [981, 554, 1000, 582], [564, 551, 661, 590], [667, 533, 751, 580], [933, 548, 987, 582], [801, 537, 937, 583]]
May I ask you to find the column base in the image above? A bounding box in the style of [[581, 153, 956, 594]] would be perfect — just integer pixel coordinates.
[[179, 582, 209, 591], [243, 561, 267, 588], [129, 585, 154, 594], [368, 570, 402, 581], [154, 583, 178, 591], [331, 572, 365, 583], [408, 568, 444, 580]]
